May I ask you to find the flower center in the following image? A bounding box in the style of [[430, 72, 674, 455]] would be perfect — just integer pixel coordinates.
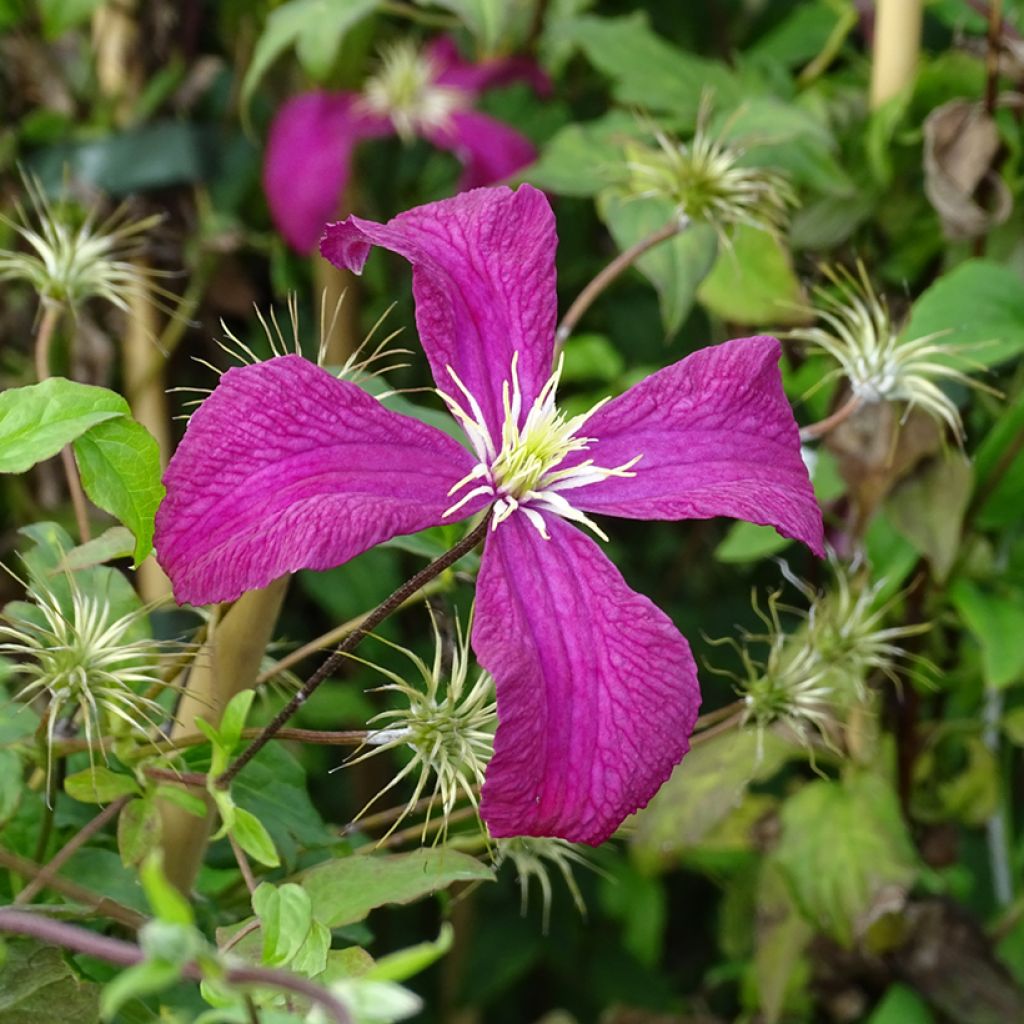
[[361, 41, 466, 141], [439, 353, 641, 540]]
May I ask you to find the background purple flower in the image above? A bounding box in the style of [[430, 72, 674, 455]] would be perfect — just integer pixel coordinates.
[[263, 37, 547, 252], [156, 186, 823, 843]]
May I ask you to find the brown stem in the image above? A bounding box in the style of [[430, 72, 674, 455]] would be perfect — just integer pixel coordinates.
[[0, 909, 352, 1024], [985, 0, 1005, 116], [0, 845, 146, 929], [229, 833, 258, 895], [555, 216, 690, 347], [60, 446, 92, 542], [800, 393, 863, 441], [216, 515, 491, 791], [15, 795, 130, 905]]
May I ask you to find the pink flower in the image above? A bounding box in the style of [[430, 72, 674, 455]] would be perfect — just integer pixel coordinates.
[[263, 37, 547, 252], [155, 186, 823, 843]]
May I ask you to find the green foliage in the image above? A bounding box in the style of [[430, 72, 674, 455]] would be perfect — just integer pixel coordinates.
[[774, 772, 919, 947], [0, 939, 101, 1023]]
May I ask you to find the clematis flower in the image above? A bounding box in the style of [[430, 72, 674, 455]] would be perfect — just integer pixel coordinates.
[[264, 37, 547, 253], [155, 185, 823, 843]]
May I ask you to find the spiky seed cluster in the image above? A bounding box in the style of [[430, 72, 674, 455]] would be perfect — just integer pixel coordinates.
[[787, 263, 990, 439], [0, 174, 163, 310], [361, 40, 465, 140], [0, 578, 180, 783], [621, 120, 795, 239], [493, 837, 592, 931], [710, 563, 929, 750], [172, 294, 411, 420], [346, 609, 497, 841]]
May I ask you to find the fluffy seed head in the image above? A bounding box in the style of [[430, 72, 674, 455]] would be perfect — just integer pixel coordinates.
[[493, 836, 593, 931]]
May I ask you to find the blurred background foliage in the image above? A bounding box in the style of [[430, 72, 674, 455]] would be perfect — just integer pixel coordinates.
[[2, 1, 1024, 1022]]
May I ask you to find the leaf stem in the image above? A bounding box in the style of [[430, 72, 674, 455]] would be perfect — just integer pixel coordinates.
[[215, 515, 492, 791], [0, 908, 353, 1024], [799, 393, 863, 441], [555, 216, 690, 348]]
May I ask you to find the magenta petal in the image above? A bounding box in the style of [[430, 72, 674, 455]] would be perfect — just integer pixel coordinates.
[[423, 110, 537, 191], [427, 36, 552, 96], [263, 92, 391, 253], [574, 336, 825, 556], [155, 356, 479, 605], [474, 515, 700, 844], [320, 185, 557, 437]]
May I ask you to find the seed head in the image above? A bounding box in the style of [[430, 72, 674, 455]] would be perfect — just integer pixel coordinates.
[[345, 608, 496, 842], [0, 173, 164, 311], [786, 263, 993, 439], [493, 836, 593, 931]]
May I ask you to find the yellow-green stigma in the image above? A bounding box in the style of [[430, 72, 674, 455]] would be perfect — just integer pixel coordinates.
[[361, 40, 465, 141], [439, 353, 641, 541]]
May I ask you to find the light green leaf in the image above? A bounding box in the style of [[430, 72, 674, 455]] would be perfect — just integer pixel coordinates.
[[153, 784, 207, 818], [560, 334, 626, 383], [218, 689, 256, 754], [55, 526, 136, 571], [0, 939, 100, 1023], [774, 772, 918, 946], [416, 0, 509, 52], [631, 729, 793, 868], [64, 766, 141, 805], [242, 0, 376, 107], [949, 579, 1024, 689], [599, 192, 717, 335], [38, 0, 104, 39], [367, 925, 454, 983], [698, 225, 807, 327], [754, 863, 813, 1024], [903, 259, 1024, 368], [562, 14, 742, 124], [1002, 707, 1024, 746], [301, 849, 493, 927], [524, 111, 640, 197], [73, 415, 165, 565], [253, 882, 314, 967], [0, 378, 127, 475], [232, 807, 281, 868], [140, 853, 195, 926], [329, 978, 422, 1024]]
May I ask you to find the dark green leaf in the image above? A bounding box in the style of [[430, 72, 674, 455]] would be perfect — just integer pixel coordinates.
[[0, 939, 100, 1024], [949, 579, 1024, 689], [118, 797, 162, 867]]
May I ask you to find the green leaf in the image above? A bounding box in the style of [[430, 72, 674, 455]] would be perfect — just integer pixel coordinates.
[[0, 939, 100, 1023], [697, 225, 807, 327], [55, 526, 136, 571], [599, 192, 717, 335], [0, 378, 127, 474], [903, 259, 1024, 368], [368, 924, 454, 982], [560, 334, 626, 384], [0, 750, 23, 827], [241, 0, 376, 109], [153, 784, 207, 818], [301, 849, 494, 927], [563, 14, 742, 124], [774, 772, 918, 946], [886, 455, 973, 582], [37, 0, 103, 39], [868, 984, 936, 1024], [218, 689, 256, 754], [117, 797, 162, 867], [972, 384, 1024, 529], [72, 416, 165, 565], [525, 111, 640, 197], [140, 853, 195, 926], [64, 766, 141, 804], [949, 579, 1024, 689], [416, 0, 509, 52], [754, 863, 814, 1024], [630, 729, 793, 869], [1002, 707, 1024, 746], [253, 882, 314, 967], [231, 807, 281, 868]]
